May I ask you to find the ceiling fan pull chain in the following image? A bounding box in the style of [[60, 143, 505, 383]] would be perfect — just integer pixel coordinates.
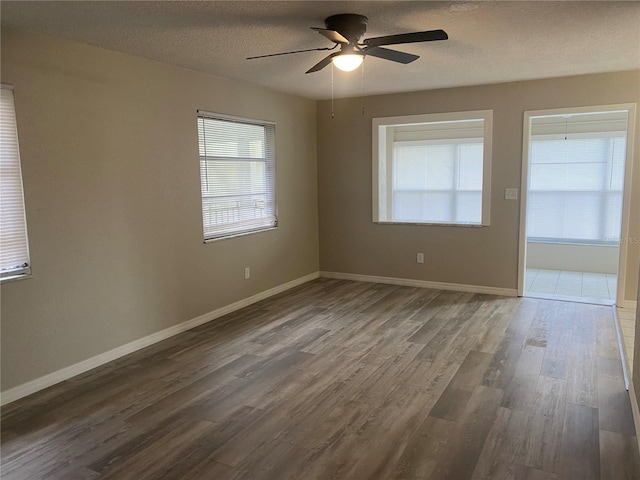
[[331, 62, 335, 119], [361, 60, 365, 116]]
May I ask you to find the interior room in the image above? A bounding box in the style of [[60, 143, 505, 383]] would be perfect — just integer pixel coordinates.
[[1, 2, 639, 479]]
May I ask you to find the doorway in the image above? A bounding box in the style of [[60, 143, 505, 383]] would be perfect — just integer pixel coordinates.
[[518, 104, 636, 306]]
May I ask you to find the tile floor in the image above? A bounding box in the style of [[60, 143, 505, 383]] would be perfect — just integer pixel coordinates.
[[525, 268, 617, 304]]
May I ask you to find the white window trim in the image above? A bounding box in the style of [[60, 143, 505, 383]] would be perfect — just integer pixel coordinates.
[[372, 110, 493, 226], [197, 110, 278, 242]]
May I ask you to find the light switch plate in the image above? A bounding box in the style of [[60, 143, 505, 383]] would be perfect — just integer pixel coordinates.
[[505, 188, 519, 200]]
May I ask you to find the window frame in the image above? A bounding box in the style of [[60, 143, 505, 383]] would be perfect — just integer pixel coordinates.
[[197, 110, 277, 242], [0, 84, 31, 282], [372, 110, 493, 227]]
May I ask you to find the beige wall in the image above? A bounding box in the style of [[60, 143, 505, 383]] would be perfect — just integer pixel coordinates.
[[526, 243, 619, 274], [0, 29, 319, 392], [317, 70, 640, 300]]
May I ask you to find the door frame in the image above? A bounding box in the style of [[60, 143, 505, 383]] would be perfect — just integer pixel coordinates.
[[518, 103, 637, 306]]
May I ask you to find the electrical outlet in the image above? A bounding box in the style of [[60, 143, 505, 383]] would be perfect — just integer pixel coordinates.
[[244, 267, 250, 280], [505, 188, 519, 200], [416, 253, 424, 264]]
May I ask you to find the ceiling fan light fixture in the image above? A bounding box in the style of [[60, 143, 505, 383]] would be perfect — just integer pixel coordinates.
[[332, 54, 364, 72], [248, 13, 448, 75]]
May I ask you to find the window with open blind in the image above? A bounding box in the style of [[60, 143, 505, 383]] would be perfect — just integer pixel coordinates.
[[527, 111, 628, 244], [197, 111, 277, 241], [1, 85, 31, 280], [373, 110, 493, 226]]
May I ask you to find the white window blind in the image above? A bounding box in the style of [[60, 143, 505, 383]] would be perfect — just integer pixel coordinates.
[[0, 85, 31, 280], [373, 111, 492, 226], [392, 140, 483, 224], [527, 134, 626, 244], [197, 112, 276, 240]]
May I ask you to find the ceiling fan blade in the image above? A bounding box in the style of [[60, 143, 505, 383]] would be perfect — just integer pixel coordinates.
[[247, 46, 335, 60], [305, 52, 340, 74], [363, 46, 419, 64], [364, 29, 448, 48], [311, 27, 349, 44]]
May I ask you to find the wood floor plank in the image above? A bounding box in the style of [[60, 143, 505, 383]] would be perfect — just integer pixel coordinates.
[[428, 350, 493, 421], [152, 406, 269, 480], [540, 303, 574, 379], [406, 290, 471, 345], [572, 302, 597, 346], [557, 402, 600, 480], [500, 344, 545, 412], [380, 287, 443, 330], [343, 385, 438, 479], [431, 385, 504, 480], [506, 298, 538, 336], [124, 353, 261, 427], [514, 465, 558, 480], [566, 341, 598, 408], [482, 334, 525, 390], [599, 430, 640, 480], [472, 461, 558, 480], [97, 418, 218, 480], [471, 407, 529, 479], [597, 356, 636, 436], [392, 416, 457, 480], [1, 416, 136, 479], [595, 307, 621, 360], [524, 300, 555, 348], [1, 466, 101, 480], [1, 279, 638, 480], [472, 314, 516, 354], [277, 397, 368, 450], [519, 376, 567, 472], [176, 458, 232, 480], [226, 439, 311, 480]]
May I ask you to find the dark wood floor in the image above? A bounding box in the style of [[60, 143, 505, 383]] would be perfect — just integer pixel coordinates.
[[2, 279, 639, 479]]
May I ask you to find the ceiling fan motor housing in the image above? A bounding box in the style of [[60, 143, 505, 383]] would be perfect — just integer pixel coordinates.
[[324, 14, 368, 43]]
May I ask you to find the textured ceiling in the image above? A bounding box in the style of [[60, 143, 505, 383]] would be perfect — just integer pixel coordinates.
[[1, 1, 639, 100]]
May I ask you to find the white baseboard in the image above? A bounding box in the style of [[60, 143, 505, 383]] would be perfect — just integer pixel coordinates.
[[629, 379, 640, 456], [319, 271, 518, 297], [0, 271, 320, 406]]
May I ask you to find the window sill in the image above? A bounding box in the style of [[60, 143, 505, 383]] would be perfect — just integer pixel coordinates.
[[1, 272, 32, 284], [375, 221, 487, 228], [204, 226, 278, 243], [527, 239, 618, 247]]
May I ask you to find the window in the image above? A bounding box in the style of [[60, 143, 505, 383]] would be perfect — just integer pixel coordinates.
[[527, 112, 627, 245], [197, 111, 277, 241], [0, 85, 31, 281], [373, 110, 492, 226]]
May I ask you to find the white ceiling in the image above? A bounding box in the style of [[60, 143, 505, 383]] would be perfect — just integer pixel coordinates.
[[2, 1, 639, 100]]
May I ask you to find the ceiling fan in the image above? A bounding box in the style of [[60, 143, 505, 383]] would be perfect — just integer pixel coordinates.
[[247, 14, 448, 74]]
